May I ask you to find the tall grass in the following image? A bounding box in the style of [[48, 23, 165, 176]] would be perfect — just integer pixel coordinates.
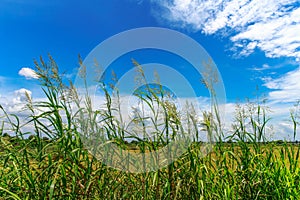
[[0, 56, 299, 199]]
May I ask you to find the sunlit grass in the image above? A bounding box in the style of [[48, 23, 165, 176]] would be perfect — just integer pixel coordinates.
[[0, 56, 299, 199]]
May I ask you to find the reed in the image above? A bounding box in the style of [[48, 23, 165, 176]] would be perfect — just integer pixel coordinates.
[[0, 56, 299, 199]]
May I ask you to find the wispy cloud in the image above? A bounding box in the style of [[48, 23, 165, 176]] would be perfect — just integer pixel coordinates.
[[231, 6, 300, 59], [249, 64, 272, 72], [18, 67, 39, 79], [263, 66, 300, 103], [153, 0, 300, 60]]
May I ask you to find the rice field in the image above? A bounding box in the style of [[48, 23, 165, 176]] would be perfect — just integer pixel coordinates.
[[0, 57, 299, 199]]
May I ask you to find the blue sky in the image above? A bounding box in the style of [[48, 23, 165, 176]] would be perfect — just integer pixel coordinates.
[[1, 0, 300, 140]]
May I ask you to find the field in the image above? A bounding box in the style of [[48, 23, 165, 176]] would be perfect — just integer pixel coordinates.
[[0, 57, 300, 199]]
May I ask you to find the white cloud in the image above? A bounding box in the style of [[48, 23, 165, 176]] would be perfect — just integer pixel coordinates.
[[18, 67, 39, 79], [154, 0, 300, 59], [250, 64, 272, 71], [0, 88, 33, 117], [263, 66, 300, 103], [0, 88, 33, 116], [231, 6, 300, 58], [0, 88, 298, 140], [12, 88, 32, 104], [0, 88, 33, 136]]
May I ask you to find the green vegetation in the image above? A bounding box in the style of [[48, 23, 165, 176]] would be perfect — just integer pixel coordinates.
[[0, 56, 299, 199]]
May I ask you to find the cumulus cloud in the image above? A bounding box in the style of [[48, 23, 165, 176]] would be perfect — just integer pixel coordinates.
[[0, 88, 32, 116], [12, 88, 32, 104], [0, 88, 33, 136], [153, 0, 300, 60], [18, 67, 39, 79]]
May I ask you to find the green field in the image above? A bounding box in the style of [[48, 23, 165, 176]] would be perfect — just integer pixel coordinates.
[[0, 57, 299, 199]]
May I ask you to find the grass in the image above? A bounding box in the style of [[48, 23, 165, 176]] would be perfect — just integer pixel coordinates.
[[0, 56, 299, 199]]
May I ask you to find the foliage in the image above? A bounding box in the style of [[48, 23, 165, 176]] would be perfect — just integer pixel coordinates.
[[0, 56, 299, 199]]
